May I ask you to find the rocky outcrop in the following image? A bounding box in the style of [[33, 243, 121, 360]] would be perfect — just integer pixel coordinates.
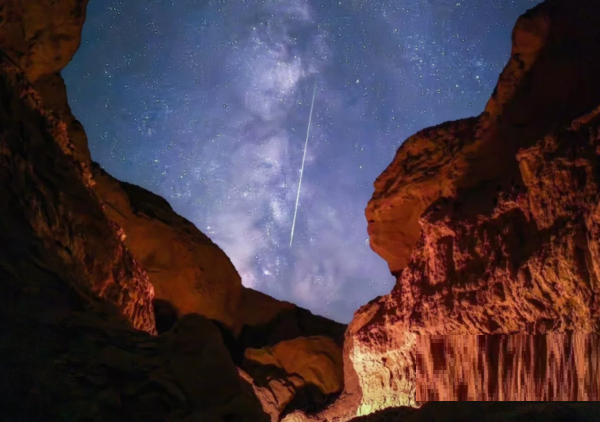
[[366, 0, 600, 275], [0, 14, 269, 422], [0, 43, 155, 335], [0, 1, 93, 176], [0, 3, 346, 422], [5, 0, 600, 422], [237, 287, 346, 349], [90, 168, 347, 342], [241, 336, 343, 421], [347, 68, 600, 411], [92, 166, 243, 331], [346, 0, 600, 416], [1, 275, 268, 421], [0, 0, 88, 82]]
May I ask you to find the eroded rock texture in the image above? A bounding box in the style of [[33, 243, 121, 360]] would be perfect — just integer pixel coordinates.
[[346, 0, 600, 417], [0, 0, 88, 82], [416, 334, 600, 401], [366, 0, 600, 274], [0, 46, 155, 335], [92, 165, 244, 330], [0, 3, 346, 421], [237, 287, 346, 349], [0, 2, 272, 419], [90, 170, 347, 343], [241, 336, 343, 421], [5, 0, 600, 421]]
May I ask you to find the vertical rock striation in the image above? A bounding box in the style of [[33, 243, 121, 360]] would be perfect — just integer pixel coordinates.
[[0, 3, 347, 421], [416, 334, 600, 402], [345, 0, 600, 417], [0, 1, 155, 334]]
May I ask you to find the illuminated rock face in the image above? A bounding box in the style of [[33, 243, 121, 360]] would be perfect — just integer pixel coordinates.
[[0, 0, 89, 82], [366, 0, 600, 276], [0, 2, 156, 335], [4, 0, 600, 420], [241, 336, 344, 421], [348, 0, 600, 417], [0, 1, 339, 420], [92, 165, 244, 330], [0, 2, 263, 417], [416, 334, 600, 402]]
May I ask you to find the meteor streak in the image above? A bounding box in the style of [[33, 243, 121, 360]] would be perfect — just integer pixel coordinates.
[[289, 76, 318, 248]]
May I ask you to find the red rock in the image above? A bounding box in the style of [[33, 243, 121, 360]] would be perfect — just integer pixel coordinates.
[[242, 336, 344, 421], [0, 0, 88, 82], [366, 0, 600, 275], [0, 22, 155, 336], [236, 287, 346, 348], [92, 166, 244, 330], [346, 0, 600, 417], [0, 3, 268, 419], [6, 0, 600, 421]]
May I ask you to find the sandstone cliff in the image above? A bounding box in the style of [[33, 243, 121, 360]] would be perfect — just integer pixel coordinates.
[[3, 0, 600, 421], [0, 1, 344, 420], [0, 5, 267, 421], [345, 0, 600, 416]]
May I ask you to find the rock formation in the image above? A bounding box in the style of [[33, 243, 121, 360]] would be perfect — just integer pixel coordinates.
[[92, 165, 244, 330], [3, 0, 600, 421], [241, 336, 344, 421], [0, 1, 155, 335], [366, 0, 600, 275], [0, 1, 349, 420], [346, 0, 600, 416], [0, 1, 342, 420]]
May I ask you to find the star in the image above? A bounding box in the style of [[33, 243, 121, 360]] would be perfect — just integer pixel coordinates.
[[63, 0, 543, 323]]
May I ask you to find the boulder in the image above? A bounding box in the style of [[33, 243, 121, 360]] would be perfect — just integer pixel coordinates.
[[242, 336, 343, 421]]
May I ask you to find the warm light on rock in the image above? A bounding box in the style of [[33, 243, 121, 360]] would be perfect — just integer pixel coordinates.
[[416, 334, 600, 401]]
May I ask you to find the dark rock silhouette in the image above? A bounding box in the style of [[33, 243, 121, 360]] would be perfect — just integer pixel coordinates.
[[2, 0, 600, 421]]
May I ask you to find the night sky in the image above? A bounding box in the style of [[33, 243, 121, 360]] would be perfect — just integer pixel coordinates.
[[63, 0, 542, 323]]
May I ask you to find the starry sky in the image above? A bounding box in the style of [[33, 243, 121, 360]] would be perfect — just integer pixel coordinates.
[[63, 0, 542, 323]]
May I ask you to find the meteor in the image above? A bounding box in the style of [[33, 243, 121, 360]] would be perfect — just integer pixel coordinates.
[[289, 76, 318, 248]]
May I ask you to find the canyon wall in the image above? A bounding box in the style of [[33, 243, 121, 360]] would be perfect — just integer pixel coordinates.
[[0, 1, 267, 419], [345, 0, 600, 416], [416, 334, 600, 401], [0, 1, 344, 421], [3, 0, 600, 421]]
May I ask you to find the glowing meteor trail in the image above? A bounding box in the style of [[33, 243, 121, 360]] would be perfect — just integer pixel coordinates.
[[290, 77, 318, 248]]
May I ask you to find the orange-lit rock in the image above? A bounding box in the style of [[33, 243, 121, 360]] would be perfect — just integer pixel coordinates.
[[33, 72, 93, 178], [348, 0, 600, 418], [0, 2, 266, 419], [242, 336, 343, 421], [0, 0, 93, 175], [237, 287, 346, 348], [92, 165, 244, 330], [0, 0, 88, 82], [366, 0, 600, 275], [90, 168, 348, 341], [0, 27, 155, 335], [416, 334, 600, 402], [5, 0, 600, 420]]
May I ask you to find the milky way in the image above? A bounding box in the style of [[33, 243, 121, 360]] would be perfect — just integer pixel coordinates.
[[63, 0, 543, 323]]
